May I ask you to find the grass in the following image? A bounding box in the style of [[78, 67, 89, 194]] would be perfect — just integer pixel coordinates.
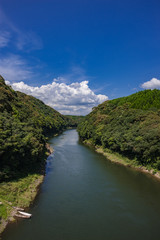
[[96, 146, 139, 167], [0, 205, 8, 220], [0, 173, 44, 234]]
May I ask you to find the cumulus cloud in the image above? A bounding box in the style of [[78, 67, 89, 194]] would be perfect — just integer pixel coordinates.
[[0, 31, 10, 48], [0, 55, 33, 82], [7, 80, 108, 115], [141, 78, 160, 89]]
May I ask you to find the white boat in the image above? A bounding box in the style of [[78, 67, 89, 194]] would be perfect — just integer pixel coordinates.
[[18, 211, 32, 218]]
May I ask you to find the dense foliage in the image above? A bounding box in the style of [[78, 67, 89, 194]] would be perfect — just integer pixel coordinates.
[[65, 115, 85, 127], [77, 90, 160, 169], [0, 76, 69, 181]]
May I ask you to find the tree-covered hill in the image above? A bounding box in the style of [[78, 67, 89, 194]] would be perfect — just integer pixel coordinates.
[[77, 89, 160, 170], [0, 76, 69, 181]]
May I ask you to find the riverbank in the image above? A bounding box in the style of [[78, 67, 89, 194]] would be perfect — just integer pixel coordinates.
[[0, 173, 44, 235], [0, 143, 54, 236], [83, 140, 160, 180]]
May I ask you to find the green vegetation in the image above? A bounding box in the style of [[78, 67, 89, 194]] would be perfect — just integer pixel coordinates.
[[109, 89, 160, 110], [77, 90, 160, 170], [0, 173, 43, 234], [0, 174, 43, 210], [0, 75, 70, 181], [65, 115, 85, 128]]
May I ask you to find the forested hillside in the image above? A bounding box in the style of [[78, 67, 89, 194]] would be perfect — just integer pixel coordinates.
[[0, 76, 69, 181], [77, 90, 160, 170]]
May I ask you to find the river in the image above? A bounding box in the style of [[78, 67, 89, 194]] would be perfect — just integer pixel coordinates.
[[2, 129, 160, 240]]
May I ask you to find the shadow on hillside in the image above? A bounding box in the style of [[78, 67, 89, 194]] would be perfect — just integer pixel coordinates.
[[0, 157, 47, 184]]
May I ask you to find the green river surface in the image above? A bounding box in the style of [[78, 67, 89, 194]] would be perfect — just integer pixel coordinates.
[[2, 129, 160, 240]]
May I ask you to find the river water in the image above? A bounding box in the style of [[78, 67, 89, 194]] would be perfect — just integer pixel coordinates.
[[2, 129, 160, 240]]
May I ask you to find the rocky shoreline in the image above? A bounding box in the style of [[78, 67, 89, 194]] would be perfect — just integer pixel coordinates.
[[46, 143, 54, 155]]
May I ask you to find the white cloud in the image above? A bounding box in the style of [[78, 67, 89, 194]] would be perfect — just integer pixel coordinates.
[[6, 80, 108, 115], [141, 78, 160, 89], [0, 55, 33, 82], [0, 31, 10, 47]]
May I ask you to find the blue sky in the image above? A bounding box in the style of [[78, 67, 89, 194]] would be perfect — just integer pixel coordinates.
[[0, 0, 160, 115]]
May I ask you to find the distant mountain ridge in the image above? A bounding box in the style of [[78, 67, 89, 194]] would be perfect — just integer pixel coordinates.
[[77, 89, 160, 170]]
